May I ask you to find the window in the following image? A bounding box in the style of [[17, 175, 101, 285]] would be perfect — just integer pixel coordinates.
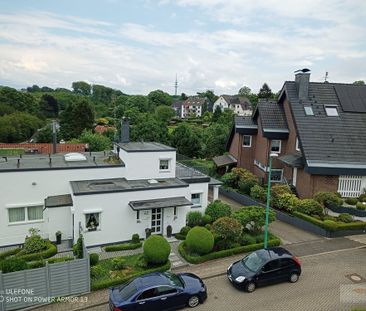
[[270, 169, 283, 182], [8, 205, 43, 223], [325, 106, 339, 116], [280, 258, 296, 268], [262, 260, 280, 272], [159, 159, 169, 170], [304, 106, 314, 116], [242, 135, 252, 147], [270, 140, 281, 153], [173, 207, 177, 216], [295, 137, 300, 151], [136, 210, 140, 222], [191, 193, 202, 206], [157, 286, 177, 295], [137, 288, 157, 300], [86, 213, 100, 231]]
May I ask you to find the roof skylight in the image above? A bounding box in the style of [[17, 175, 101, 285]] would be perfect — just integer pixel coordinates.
[[304, 106, 314, 116], [325, 106, 339, 116]]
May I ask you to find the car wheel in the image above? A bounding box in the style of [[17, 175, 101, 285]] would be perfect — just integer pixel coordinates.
[[289, 273, 299, 283], [245, 282, 256, 293], [188, 295, 200, 308]]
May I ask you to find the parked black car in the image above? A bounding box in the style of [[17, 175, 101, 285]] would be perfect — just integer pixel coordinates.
[[227, 247, 301, 292], [109, 271, 207, 310]]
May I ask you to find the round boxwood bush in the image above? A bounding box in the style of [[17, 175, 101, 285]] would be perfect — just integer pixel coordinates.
[[296, 199, 324, 216], [89, 253, 99, 266], [143, 235, 171, 265], [358, 193, 366, 202], [356, 202, 366, 210], [314, 192, 343, 208], [338, 213, 353, 223], [0, 257, 27, 273], [345, 198, 358, 205], [132, 233, 140, 244], [205, 200, 231, 222], [185, 226, 214, 255]]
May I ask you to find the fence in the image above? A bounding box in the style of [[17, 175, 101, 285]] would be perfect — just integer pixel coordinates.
[[0, 243, 90, 311], [338, 175, 362, 198]]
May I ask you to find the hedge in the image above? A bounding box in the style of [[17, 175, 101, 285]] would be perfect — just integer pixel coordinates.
[[91, 260, 171, 291], [16, 241, 57, 262], [104, 242, 142, 252], [0, 248, 21, 261], [179, 238, 281, 264], [26, 256, 74, 269], [293, 212, 366, 231]]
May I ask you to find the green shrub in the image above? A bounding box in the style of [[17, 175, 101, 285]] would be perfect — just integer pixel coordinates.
[[323, 215, 338, 221], [204, 224, 212, 231], [345, 198, 358, 205], [233, 206, 276, 233], [274, 193, 299, 214], [239, 233, 256, 246], [239, 179, 257, 195], [185, 226, 214, 255], [135, 254, 148, 269], [205, 200, 231, 222], [27, 260, 45, 269], [0, 257, 27, 273], [132, 234, 140, 244], [143, 235, 171, 265], [73, 235, 84, 259], [250, 185, 267, 202], [111, 257, 126, 270], [232, 167, 257, 184], [271, 184, 292, 197], [358, 193, 366, 202], [89, 253, 99, 266], [47, 257, 74, 264], [323, 220, 338, 231], [186, 211, 203, 227], [202, 214, 212, 225], [338, 213, 353, 223], [17, 241, 57, 262], [296, 199, 324, 216], [212, 217, 242, 245], [0, 248, 21, 260], [221, 172, 239, 188], [23, 228, 47, 254], [356, 202, 366, 210], [314, 192, 343, 208], [90, 265, 105, 279], [180, 226, 191, 236], [104, 242, 142, 252]]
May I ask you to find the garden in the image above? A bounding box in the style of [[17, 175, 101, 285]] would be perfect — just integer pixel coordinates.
[[177, 200, 281, 264], [220, 168, 366, 233]]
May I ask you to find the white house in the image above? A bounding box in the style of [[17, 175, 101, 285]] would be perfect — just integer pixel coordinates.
[[0, 120, 221, 247], [172, 97, 207, 118], [213, 95, 252, 116]]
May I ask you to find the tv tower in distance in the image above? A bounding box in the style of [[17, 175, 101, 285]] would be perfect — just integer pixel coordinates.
[[174, 74, 178, 96]]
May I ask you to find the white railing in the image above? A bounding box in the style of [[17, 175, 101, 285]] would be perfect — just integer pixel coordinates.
[[338, 175, 362, 198]]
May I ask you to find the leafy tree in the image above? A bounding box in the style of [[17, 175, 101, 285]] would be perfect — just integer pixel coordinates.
[[39, 94, 58, 118], [258, 83, 273, 99], [52, 91, 80, 110], [26, 85, 41, 92], [155, 105, 175, 123], [91, 84, 113, 104], [212, 216, 242, 244], [114, 95, 129, 119], [41, 86, 54, 92], [37, 125, 57, 143], [148, 90, 173, 110], [0, 87, 39, 115], [202, 123, 229, 157], [212, 105, 222, 122], [59, 99, 95, 140], [126, 95, 149, 113], [78, 130, 111, 151], [233, 206, 276, 234], [170, 123, 201, 157], [238, 86, 251, 96], [205, 200, 231, 222], [130, 115, 169, 144], [197, 90, 218, 104], [353, 80, 365, 86], [180, 93, 188, 100], [0, 103, 16, 116], [72, 81, 91, 96]]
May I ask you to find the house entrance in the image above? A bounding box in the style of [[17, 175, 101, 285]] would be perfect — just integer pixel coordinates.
[[151, 208, 162, 234]]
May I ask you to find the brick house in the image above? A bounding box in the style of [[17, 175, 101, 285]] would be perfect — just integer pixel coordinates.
[[227, 70, 366, 198]]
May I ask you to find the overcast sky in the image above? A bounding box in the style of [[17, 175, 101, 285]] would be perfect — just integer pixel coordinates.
[[1, 0, 365, 95]]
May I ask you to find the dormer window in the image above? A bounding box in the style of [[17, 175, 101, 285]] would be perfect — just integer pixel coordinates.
[[304, 106, 314, 116], [325, 106, 338, 116]]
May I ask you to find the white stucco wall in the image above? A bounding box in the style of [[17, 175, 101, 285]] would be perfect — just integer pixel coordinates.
[[187, 182, 209, 214], [213, 97, 228, 112]]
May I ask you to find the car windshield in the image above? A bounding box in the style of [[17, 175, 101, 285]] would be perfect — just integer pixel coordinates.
[[164, 272, 184, 288], [119, 280, 138, 300], [241, 252, 266, 272]]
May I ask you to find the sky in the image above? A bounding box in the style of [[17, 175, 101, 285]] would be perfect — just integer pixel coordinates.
[[0, 0, 365, 95]]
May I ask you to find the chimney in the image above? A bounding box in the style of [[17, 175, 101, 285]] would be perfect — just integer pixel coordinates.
[[295, 69, 310, 100], [121, 117, 130, 144], [52, 120, 57, 154]]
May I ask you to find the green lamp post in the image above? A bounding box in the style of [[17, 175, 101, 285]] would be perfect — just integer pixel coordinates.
[[264, 152, 278, 249]]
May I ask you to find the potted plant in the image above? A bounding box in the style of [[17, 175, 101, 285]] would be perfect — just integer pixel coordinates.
[[166, 225, 172, 238], [55, 231, 62, 244], [145, 228, 151, 239]]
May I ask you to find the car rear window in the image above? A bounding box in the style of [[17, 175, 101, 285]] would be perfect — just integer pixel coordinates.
[[119, 281, 138, 300]]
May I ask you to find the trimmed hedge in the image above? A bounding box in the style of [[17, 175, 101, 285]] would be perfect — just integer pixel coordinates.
[[16, 241, 57, 262], [91, 260, 171, 291], [186, 227, 214, 255], [143, 236, 170, 264], [0, 248, 21, 261], [104, 242, 142, 252], [179, 238, 281, 264], [27, 256, 74, 269]]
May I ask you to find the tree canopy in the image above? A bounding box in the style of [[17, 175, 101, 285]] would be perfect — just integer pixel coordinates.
[[258, 83, 274, 99]]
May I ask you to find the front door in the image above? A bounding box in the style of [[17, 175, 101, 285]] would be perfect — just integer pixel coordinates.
[[151, 208, 162, 234]]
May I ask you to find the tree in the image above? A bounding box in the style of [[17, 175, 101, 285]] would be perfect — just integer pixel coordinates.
[[26, 85, 41, 92], [130, 115, 169, 144], [353, 80, 365, 86], [91, 84, 113, 104], [78, 130, 111, 151], [37, 125, 56, 143], [233, 206, 276, 234], [0, 87, 39, 115], [72, 81, 91, 96], [126, 95, 149, 113], [238, 86, 251, 97], [170, 123, 201, 157], [202, 123, 230, 157], [212, 216, 242, 245], [59, 99, 95, 140], [197, 90, 218, 104], [180, 93, 188, 100], [148, 90, 173, 110], [212, 106, 222, 122], [258, 83, 273, 99], [39, 94, 58, 118], [155, 105, 175, 123]]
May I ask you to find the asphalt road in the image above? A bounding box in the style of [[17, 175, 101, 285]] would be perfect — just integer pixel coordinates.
[[85, 247, 366, 311]]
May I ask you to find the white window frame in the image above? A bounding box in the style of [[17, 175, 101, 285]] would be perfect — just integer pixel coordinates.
[[270, 140, 281, 153], [325, 105, 339, 116], [7, 203, 44, 225], [191, 193, 202, 207], [242, 135, 252, 147], [270, 169, 283, 183], [83, 210, 102, 232], [304, 106, 314, 116], [159, 158, 171, 172], [295, 137, 300, 151]]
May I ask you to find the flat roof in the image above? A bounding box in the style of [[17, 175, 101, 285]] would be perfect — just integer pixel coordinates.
[[129, 196, 192, 210], [45, 194, 73, 208], [175, 162, 210, 183], [70, 177, 188, 195], [0, 152, 124, 172], [117, 142, 176, 152]]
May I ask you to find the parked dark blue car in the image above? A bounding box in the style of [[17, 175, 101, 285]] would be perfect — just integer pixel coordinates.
[[227, 247, 301, 293], [109, 272, 207, 310]]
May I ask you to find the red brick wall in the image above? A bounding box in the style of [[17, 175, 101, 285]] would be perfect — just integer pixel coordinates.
[[0, 143, 86, 154]]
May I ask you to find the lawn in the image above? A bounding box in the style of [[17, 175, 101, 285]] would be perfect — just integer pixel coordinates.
[[0, 148, 25, 156]]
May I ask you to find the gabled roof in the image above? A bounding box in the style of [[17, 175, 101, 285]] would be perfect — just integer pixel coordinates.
[[184, 96, 206, 106], [221, 95, 251, 110], [284, 81, 366, 174]]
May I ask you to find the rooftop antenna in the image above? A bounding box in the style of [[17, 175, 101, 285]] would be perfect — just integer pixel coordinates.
[[174, 74, 178, 96], [323, 71, 329, 83]]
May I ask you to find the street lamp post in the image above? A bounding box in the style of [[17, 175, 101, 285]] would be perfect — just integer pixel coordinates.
[[264, 153, 278, 249]]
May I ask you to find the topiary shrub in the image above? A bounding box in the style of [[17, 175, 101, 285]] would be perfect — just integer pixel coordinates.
[[250, 184, 267, 202], [0, 257, 27, 273], [185, 226, 214, 255], [338, 213, 353, 223], [205, 200, 231, 222], [233, 206, 276, 233], [212, 217, 242, 247], [89, 253, 99, 266], [111, 257, 126, 270], [202, 214, 212, 225], [186, 211, 203, 227], [296, 199, 324, 216], [314, 192, 343, 209], [143, 235, 171, 265], [23, 228, 47, 254], [358, 193, 366, 202], [274, 193, 299, 214], [345, 198, 358, 205], [17, 241, 57, 262], [356, 202, 366, 210], [132, 234, 140, 244]]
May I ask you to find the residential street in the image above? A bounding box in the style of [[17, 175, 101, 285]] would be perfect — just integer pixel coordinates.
[[83, 247, 366, 311]]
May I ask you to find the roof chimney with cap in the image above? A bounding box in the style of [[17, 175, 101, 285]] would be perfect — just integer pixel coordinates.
[[294, 68, 310, 100], [121, 117, 130, 144]]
